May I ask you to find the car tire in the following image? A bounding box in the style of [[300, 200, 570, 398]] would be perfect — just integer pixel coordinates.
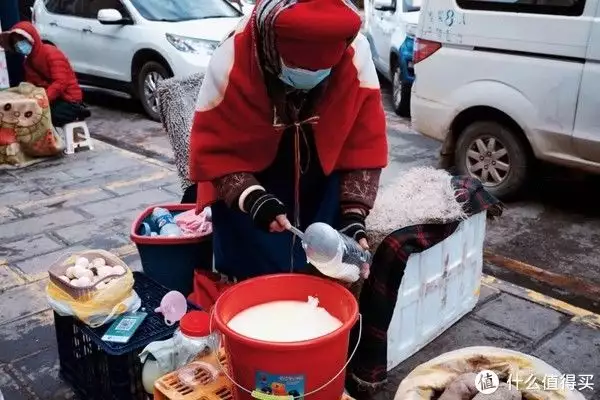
[[137, 61, 171, 122], [392, 64, 411, 118], [455, 120, 530, 199]]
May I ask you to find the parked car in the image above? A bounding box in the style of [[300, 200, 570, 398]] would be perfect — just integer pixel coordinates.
[[363, 0, 419, 117], [412, 0, 600, 199], [32, 0, 243, 121]]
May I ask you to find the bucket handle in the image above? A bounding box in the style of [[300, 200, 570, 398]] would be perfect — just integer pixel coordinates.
[[209, 309, 362, 400]]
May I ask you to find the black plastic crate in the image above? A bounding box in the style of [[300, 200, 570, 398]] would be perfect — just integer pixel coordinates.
[[54, 272, 198, 400]]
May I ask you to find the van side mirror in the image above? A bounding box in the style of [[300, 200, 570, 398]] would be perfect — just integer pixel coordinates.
[[97, 9, 132, 25], [373, 0, 395, 11]]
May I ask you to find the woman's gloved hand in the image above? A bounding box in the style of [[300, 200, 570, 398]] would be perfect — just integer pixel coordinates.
[[243, 189, 291, 233]]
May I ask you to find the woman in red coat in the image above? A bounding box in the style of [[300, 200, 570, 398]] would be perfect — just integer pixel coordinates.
[[2, 21, 88, 127], [189, 0, 388, 280]]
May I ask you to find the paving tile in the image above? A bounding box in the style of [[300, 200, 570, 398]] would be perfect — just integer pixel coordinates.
[[474, 293, 567, 340], [0, 264, 26, 292], [14, 188, 113, 218], [53, 215, 129, 247], [0, 365, 37, 400], [15, 245, 87, 278], [0, 234, 63, 262], [477, 283, 500, 305], [0, 310, 55, 363], [0, 189, 48, 208], [0, 281, 49, 325], [386, 316, 530, 388], [0, 172, 39, 195], [0, 210, 85, 241], [532, 322, 600, 398], [78, 189, 177, 218], [12, 347, 76, 400], [104, 171, 178, 196], [65, 154, 147, 180]]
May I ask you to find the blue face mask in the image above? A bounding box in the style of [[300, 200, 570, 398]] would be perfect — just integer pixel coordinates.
[[15, 40, 32, 56], [279, 60, 331, 91]]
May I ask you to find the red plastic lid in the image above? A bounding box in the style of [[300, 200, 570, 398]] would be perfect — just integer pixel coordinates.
[[180, 311, 211, 337]]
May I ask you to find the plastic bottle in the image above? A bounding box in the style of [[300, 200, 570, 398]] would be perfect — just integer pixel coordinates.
[[141, 353, 162, 394], [173, 311, 219, 369], [302, 222, 371, 282], [151, 207, 182, 237]]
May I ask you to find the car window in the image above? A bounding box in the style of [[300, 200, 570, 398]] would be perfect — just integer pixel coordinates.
[[129, 0, 242, 22], [44, 0, 85, 17], [457, 0, 585, 16], [82, 0, 129, 19]]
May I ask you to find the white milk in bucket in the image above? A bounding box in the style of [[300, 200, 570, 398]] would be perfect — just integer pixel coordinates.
[[227, 296, 342, 342]]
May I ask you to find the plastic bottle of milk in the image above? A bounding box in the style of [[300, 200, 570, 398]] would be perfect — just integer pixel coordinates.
[[302, 222, 372, 282]]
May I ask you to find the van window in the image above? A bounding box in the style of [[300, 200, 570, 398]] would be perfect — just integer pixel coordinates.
[[456, 0, 585, 16], [44, 0, 85, 17]]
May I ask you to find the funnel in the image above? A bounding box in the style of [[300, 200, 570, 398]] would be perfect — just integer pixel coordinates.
[[154, 291, 187, 326]]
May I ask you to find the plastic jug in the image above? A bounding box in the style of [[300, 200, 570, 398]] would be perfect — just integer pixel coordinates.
[[155, 291, 187, 325]]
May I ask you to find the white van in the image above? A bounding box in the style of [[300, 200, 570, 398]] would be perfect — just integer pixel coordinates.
[[411, 0, 600, 198]]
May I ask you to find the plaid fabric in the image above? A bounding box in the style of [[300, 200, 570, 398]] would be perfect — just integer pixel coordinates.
[[347, 176, 503, 392]]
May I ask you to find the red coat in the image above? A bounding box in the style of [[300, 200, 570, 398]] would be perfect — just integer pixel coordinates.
[[10, 22, 82, 103]]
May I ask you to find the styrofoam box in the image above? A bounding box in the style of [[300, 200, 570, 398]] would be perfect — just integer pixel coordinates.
[[387, 211, 487, 370]]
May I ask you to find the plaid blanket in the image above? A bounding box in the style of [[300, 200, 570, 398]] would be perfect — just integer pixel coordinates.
[[346, 176, 503, 396]]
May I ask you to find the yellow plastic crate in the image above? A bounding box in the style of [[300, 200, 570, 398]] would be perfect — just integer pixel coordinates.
[[154, 349, 355, 400]]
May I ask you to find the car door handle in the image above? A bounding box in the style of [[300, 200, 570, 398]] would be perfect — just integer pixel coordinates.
[[82, 27, 92, 33], [49, 21, 58, 27]]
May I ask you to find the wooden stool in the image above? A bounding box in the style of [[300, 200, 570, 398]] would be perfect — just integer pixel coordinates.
[[62, 121, 93, 154]]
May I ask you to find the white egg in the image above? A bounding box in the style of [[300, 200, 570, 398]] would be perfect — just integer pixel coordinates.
[[59, 275, 69, 283], [75, 257, 90, 268], [82, 269, 94, 279], [65, 267, 76, 279], [70, 278, 82, 287], [92, 258, 106, 268], [73, 266, 88, 279], [97, 266, 113, 278], [111, 265, 126, 276], [77, 276, 92, 286]]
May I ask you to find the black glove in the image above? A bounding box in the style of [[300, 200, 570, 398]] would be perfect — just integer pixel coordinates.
[[339, 211, 368, 243], [243, 189, 287, 232]]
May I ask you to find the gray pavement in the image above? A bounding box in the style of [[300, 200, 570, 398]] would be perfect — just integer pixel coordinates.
[[83, 84, 600, 309], [0, 127, 598, 399]]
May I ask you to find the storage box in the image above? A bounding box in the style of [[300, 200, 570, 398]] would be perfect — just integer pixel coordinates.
[[55, 272, 199, 400], [387, 212, 487, 370], [130, 204, 213, 296]]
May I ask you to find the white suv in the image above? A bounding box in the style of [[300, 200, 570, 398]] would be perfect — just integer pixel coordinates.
[[32, 0, 242, 121]]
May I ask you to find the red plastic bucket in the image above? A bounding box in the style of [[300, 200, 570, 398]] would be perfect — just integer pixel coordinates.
[[213, 274, 359, 400]]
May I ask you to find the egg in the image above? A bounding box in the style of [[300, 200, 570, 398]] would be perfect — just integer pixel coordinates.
[[75, 257, 90, 268], [59, 275, 69, 283], [77, 276, 92, 286], [73, 266, 88, 279], [112, 265, 126, 276], [82, 269, 94, 279], [97, 266, 113, 278], [65, 267, 76, 279], [70, 278, 82, 287], [92, 258, 106, 268]]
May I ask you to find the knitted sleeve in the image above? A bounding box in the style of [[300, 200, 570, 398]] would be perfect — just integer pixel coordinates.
[[214, 172, 261, 209], [339, 169, 382, 214]]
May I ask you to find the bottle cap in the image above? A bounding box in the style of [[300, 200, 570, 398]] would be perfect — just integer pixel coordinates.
[[180, 310, 211, 337]]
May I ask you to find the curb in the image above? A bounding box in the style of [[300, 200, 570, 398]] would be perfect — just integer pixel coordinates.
[[482, 274, 600, 330]]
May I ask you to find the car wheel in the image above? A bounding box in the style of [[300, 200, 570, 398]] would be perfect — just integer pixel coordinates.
[[455, 120, 529, 199], [392, 64, 411, 118], [137, 61, 170, 121]]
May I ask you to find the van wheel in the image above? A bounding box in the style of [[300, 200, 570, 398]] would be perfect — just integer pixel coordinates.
[[455, 120, 529, 199], [392, 65, 411, 118], [137, 61, 171, 122]]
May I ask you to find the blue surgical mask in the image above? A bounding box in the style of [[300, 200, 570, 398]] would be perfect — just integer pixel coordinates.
[[279, 59, 331, 91], [15, 40, 32, 56]]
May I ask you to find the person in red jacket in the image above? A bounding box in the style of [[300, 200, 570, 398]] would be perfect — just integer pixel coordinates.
[[1, 21, 88, 127]]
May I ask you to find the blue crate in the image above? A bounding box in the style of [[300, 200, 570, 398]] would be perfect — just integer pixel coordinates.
[[55, 272, 199, 400]]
